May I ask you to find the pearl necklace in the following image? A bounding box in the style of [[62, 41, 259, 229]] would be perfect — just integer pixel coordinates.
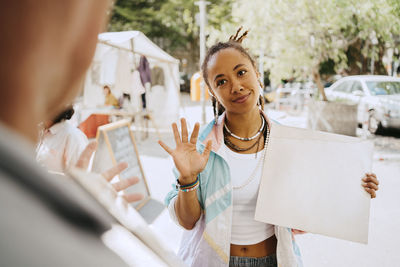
[[233, 125, 270, 190], [224, 115, 265, 141]]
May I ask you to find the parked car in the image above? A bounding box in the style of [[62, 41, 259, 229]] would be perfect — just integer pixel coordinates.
[[325, 75, 400, 133]]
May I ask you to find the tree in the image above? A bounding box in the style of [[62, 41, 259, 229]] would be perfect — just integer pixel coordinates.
[[109, 0, 234, 75], [208, 0, 400, 100]]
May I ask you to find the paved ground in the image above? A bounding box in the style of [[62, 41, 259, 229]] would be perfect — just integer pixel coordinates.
[[134, 93, 400, 266]]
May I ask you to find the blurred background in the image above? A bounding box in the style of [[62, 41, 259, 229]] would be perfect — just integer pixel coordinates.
[[98, 0, 400, 136], [71, 1, 400, 266]]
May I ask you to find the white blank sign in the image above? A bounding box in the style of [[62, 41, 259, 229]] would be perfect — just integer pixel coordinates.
[[255, 124, 373, 244]]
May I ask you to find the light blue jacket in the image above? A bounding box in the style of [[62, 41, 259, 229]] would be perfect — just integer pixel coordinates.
[[165, 113, 303, 267]]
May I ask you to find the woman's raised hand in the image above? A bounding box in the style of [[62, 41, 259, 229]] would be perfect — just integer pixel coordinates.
[[159, 118, 212, 184]]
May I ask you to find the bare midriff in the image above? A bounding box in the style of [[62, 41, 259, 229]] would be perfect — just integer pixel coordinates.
[[230, 235, 277, 258]]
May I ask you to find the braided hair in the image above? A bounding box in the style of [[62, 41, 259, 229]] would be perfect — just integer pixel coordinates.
[[201, 27, 264, 117]]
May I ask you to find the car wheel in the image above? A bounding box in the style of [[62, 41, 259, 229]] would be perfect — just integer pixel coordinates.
[[368, 111, 381, 134]]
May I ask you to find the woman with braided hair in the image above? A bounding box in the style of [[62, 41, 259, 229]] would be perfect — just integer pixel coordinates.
[[160, 28, 379, 267]]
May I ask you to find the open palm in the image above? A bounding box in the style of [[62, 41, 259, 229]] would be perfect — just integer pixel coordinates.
[[75, 142, 143, 203], [159, 118, 212, 184]]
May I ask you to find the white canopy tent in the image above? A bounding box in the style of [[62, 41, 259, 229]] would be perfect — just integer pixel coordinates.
[[83, 31, 180, 130]]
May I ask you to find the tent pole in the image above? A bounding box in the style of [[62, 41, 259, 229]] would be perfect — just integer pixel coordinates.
[[130, 39, 137, 69], [98, 40, 176, 65], [195, 0, 209, 125]]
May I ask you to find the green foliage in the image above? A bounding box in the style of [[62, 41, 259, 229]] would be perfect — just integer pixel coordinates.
[[109, 0, 234, 53], [208, 0, 400, 84], [108, 0, 182, 50], [319, 59, 336, 75]]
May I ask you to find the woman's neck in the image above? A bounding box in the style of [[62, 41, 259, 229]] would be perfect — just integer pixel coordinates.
[[225, 107, 262, 138]]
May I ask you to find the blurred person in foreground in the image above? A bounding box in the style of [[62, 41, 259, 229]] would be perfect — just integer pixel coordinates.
[[0, 1, 142, 266], [160, 28, 379, 267], [36, 106, 88, 174]]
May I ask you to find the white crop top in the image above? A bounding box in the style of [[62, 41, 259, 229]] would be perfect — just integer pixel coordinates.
[[222, 143, 274, 245]]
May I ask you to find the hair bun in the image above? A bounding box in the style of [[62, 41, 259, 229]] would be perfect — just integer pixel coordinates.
[[229, 26, 249, 44]]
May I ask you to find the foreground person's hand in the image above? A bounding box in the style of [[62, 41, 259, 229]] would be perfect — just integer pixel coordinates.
[[76, 142, 143, 203]]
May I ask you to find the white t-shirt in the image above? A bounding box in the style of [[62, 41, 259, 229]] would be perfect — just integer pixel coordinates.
[[222, 143, 274, 245], [36, 121, 88, 174]]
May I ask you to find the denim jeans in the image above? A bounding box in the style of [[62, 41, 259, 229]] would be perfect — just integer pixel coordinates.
[[229, 253, 277, 267]]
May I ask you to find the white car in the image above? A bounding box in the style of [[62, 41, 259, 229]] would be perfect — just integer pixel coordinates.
[[325, 75, 400, 133]]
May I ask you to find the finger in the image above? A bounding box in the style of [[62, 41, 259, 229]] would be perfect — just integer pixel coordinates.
[[364, 187, 376, 198], [172, 123, 181, 145], [363, 175, 379, 186], [363, 182, 379, 191], [364, 172, 376, 179], [368, 175, 379, 185], [123, 193, 144, 203], [112, 177, 140, 192], [292, 229, 307, 235], [102, 162, 128, 182], [190, 122, 200, 144], [202, 140, 212, 160], [75, 141, 97, 169], [158, 140, 173, 155], [181, 118, 189, 143]]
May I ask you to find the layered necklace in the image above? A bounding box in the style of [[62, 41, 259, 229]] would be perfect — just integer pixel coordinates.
[[223, 114, 267, 153], [223, 114, 271, 190], [224, 115, 265, 141]]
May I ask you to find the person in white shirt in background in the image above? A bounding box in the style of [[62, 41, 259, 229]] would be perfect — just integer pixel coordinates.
[[37, 106, 88, 174]]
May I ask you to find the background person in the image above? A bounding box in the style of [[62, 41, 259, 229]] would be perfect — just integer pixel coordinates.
[[104, 85, 120, 107], [36, 106, 88, 174], [160, 28, 379, 267]]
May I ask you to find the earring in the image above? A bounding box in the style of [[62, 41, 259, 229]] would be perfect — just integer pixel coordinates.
[[214, 100, 219, 125]]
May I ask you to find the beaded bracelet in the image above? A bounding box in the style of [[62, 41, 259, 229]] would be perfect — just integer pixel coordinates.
[[180, 183, 199, 192], [176, 176, 199, 192]]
